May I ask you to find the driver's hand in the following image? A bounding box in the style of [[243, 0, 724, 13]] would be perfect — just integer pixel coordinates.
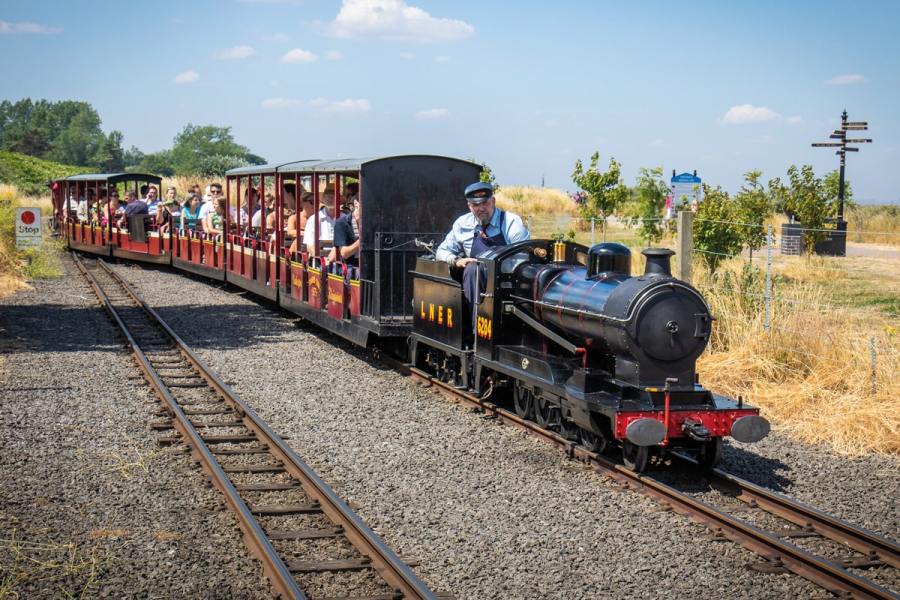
[[455, 257, 477, 268]]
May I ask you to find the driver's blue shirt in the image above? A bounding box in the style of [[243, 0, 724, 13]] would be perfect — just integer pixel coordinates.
[[436, 208, 529, 264]]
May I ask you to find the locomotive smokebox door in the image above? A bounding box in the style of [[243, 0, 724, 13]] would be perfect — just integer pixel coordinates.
[[412, 258, 464, 350]]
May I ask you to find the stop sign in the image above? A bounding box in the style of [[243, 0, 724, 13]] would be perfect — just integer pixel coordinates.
[[16, 207, 42, 249]]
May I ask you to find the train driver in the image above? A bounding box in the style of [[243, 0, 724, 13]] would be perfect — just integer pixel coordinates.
[[436, 181, 529, 332]]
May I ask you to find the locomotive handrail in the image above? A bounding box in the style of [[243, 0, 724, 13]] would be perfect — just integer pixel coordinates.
[[507, 303, 583, 355]]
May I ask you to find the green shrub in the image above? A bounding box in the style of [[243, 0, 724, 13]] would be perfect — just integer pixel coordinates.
[[0, 150, 89, 196]]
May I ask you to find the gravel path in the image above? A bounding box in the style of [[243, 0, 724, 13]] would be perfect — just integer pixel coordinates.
[[0, 256, 270, 599], [108, 261, 900, 599]]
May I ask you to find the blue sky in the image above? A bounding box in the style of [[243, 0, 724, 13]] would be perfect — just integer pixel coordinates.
[[1, 0, 898, 201]]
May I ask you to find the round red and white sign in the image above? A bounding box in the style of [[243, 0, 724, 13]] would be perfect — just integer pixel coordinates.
[[16, 207, 42, 249]]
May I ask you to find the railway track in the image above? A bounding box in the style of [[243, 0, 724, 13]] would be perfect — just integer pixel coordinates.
[[73, 253, 446, 600], [387, 358, 900, 600]]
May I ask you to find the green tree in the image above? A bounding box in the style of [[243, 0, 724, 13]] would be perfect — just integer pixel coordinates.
[[479, 161, 498, 192], [733, 169, 773, 257], [46, 105, 105, 166], [781, 164, 829, 252], [134, 150, 176, 177], [627, 166, 669, 244], [90, 131, 125, 172], [170, 124, 264, 175], [123, 145, 145, 169], [693, 184, 743, 272], [571, 152, 628, 221], [0, 99, 110, 165], [822, 169, 854, 214]]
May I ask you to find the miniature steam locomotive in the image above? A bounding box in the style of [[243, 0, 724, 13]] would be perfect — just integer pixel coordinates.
[[410, 240, 770, 472]]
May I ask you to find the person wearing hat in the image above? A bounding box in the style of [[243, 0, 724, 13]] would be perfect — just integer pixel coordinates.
[[436, 181, 529, 334]]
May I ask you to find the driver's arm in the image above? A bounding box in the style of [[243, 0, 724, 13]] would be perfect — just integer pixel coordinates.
[[435, 221, 464, 264]]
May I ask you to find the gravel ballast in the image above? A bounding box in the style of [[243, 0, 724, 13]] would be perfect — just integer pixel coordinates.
[[108, 261, 899, 599], [0, 256, 270, 598]]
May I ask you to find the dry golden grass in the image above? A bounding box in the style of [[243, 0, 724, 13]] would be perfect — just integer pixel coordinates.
[[694, 258, 899, 455], [495, 186, 576, 217], [846, 205, 900, 246]]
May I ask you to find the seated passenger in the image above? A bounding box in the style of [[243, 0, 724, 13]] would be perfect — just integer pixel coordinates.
[[435, 182, 529, 333], [158, 197, 180, 235], [287, 191, 314, 255], [145, 186, 160, 213], [198, 182, 223, 223], [123, 190, 148, 216], [203, 197, 226, 237], [251, 193, 274, 229], [301, 188, 336, 255], [102, 193, 122, 227], [332, 194, 360, 267], [180, 194, 203, 232], [341, 182, 359, 215]]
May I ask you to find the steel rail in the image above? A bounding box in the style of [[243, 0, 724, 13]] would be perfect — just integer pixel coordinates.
[[707, 467, 900, 571], [388, 357, 899, 600], [74, 254, 440, 600], [93, 259, 438, 600], [73, 254, 307, 600]]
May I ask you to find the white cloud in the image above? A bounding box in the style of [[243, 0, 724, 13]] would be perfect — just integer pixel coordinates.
[[261, 97, 303, 109], [0, 20, 62, 34], [825, 73, 865, 85], [434, 55, 450, 63], [399, 51, 415, 60], [785, 115, 802, 125], [309, 97, 371, 114], [415, 108, 448, 120], [281, 48, 318, 63], [720, 104, 780, 124], [327, 0, 474, 43], [173, 70, 200, 84], [324, 50, 343, 60], [214, 45, 256, 59]]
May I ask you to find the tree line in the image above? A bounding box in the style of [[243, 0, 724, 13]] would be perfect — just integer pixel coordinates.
[[0, 98, 265, 176], [571, 152, 853, 269]]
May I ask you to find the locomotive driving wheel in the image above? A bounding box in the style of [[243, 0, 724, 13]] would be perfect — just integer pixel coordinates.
[[697, 438, 722, 471], [512, 382, 534, 420], [622, 441, 650, 473], [533, 395, 552, 428], [579, 428, 607, 454]]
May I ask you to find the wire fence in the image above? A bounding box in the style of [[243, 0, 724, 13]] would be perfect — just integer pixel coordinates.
[[686, 217, 899, 392], [519, 211, 899, 393]]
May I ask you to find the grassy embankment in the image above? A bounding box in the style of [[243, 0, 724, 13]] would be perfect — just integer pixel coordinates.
[[0, 151, 84, 294], [498, 186, 900, 456]]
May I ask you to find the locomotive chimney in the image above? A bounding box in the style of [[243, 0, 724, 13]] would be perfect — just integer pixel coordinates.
[[642, 248, 674, 277]]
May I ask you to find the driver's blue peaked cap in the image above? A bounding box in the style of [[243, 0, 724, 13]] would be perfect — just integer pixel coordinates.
[[464, 181, 494, 204]]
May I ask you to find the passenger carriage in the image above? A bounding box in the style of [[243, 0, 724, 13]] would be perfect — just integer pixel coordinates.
[[54, 172, 171, 263], [223, 156, 482, 347]]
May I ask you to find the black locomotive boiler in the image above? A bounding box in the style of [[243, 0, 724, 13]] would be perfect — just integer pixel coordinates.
[[410, 240, 770, 471]]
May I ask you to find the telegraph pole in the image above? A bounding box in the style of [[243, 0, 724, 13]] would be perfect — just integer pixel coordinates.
[[811, 109, 872, 220]]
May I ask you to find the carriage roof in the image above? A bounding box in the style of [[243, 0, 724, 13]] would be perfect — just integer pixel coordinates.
[[225, 155, 481, 177], [57, 173, 162, 184]]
